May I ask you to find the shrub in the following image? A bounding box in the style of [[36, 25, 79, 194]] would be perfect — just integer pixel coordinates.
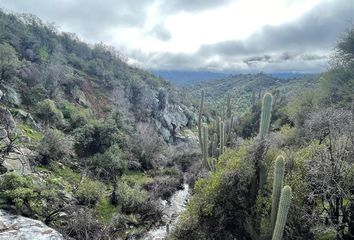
[[35, 99, 64, 127], [37, 129, 74, 165], [75, 178, 106, 205], [59, 100, 91, 130], [90, 144, 127, 181], [74, 120, 122, 157]]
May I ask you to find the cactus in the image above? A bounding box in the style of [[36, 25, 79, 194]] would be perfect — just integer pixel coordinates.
[[211, 133, 217, 157], [198, 90, 205, 152], [227, 94, 232, 119], [219, 121, 225, 155], [208, 158, 217, 171], [259, 92, 273, 138], [202, 124, 209, 169], [270, 155, 286, 232], [228, 115, 234, 145], [272, 186, 292, 240]]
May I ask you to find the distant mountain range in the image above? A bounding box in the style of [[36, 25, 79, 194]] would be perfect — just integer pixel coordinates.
[[152, 70, 319, 86]]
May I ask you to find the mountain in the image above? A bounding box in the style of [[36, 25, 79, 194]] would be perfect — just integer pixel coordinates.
[[184, 72, 318, 114], [152, 70, 229, 85]]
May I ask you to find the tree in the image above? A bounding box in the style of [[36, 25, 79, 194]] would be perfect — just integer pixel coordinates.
[[304, 108, 354, 239]]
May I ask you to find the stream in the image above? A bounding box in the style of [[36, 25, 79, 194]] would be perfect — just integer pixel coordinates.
[[142, 183, 190, 240]]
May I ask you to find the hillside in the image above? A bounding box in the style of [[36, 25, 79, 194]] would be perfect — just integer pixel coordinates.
[[185, 73, 317, 115], [0, 10, 200, 239], [152, 70, 229, 86]]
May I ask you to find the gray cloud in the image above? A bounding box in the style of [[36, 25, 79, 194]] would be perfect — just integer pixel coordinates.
[[0, 0, 352, 72], [148, 24, 172, 41], [141, 0, 353, 72], [0, 0, 152, 41], [160, 0, 234, 13]]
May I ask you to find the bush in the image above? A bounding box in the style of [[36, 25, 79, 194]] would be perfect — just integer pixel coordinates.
[[37, 129, 74, 165], [59, 100, 91, 130], [90, 144, 127, 181], [35, 99, 64, 127], [74, 120, 122, 157], [75, 178, 106, 205], [116, 181, 146, 212]]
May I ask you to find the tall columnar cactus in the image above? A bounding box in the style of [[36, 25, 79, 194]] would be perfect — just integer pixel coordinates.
[[228, 115, 234, 145], [227, 94, 232, 119], [212, 133, 217, 157], [270, 155, 286, 232], [216, 116, 221, 143], [198, 90, 205, 152], [272, 186, 292, 240], [259, 92, 273, 138], [219, 121, 225, 155], [202, 124, 209, 169]]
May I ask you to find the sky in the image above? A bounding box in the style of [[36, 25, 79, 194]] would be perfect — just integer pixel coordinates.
[[0, 0, 353, 73]]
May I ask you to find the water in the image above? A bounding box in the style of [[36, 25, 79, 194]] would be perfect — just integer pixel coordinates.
[[143, 183, 190, 240]]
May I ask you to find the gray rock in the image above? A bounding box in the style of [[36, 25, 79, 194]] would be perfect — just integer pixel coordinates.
[[72, 88, 90, 107], [0, 90, 3, 100], [2, 147, 33, 175], [0, 107, 15, 129], [15, 110, 41, 131], [0, 210, 65, 240]]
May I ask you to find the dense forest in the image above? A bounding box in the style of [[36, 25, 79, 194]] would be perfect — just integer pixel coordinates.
[[0, 7, 353, 240]]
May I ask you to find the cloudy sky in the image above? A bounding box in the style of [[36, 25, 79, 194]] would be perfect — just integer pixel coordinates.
[[0, 0, 353, 73]]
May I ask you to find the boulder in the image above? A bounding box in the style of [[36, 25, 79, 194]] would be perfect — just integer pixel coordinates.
[[0, 210, 65, 240], [2, 147, 33, 175], [0, 90, 3, 100]]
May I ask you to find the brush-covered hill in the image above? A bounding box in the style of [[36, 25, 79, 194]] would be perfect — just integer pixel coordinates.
[[0, 10, 200, 239], [184, 73, 317, 115]]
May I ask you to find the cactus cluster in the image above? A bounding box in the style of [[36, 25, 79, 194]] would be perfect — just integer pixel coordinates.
[[259, 93, 273, 138], [202, 124, 209, 169], [268, 155, 292, 239]]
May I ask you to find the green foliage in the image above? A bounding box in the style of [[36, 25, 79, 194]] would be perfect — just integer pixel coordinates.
[[115, 181, 148, 213], [18, 123, 43, 142], [172, 144, 255, 239], [59, 100, 91, 130], [75, 178, 106, 205], [270, 155, 285, 232], [37, 129, 74, 165], [272, 186, 292, 240], [74, 120, 122, 157], [259, 93, 273, 138], [24, 84, 47, 105], [3, 85, 21, 106], [0, 172, 38, 206], [95, 197, 119, 223], [35, 99, 64, 127], [90, 144, 127, 181]]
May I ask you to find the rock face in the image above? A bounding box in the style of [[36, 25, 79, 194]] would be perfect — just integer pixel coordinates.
[[156, 104, 195, 142], [2, 147, 33, 175], [0, 210, 65, 240]]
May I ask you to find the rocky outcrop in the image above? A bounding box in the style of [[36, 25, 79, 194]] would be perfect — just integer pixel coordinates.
[[2, 147, 33, 175], [0, 210, 65, 240], [156, 104, 196, 142], [0, 107, 15, 130]]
